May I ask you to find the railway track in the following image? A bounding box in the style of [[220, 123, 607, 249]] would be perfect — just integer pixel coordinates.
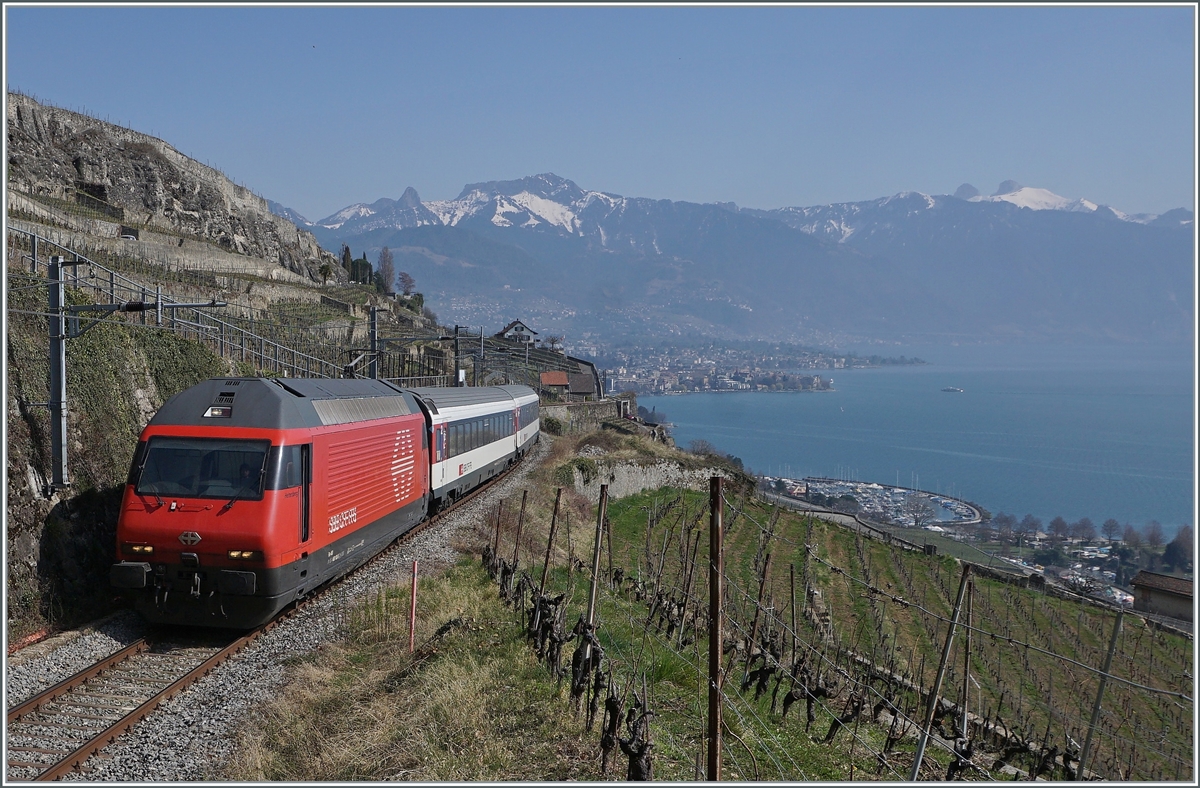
[[6, 631, 262, 781], [5, 450, 531, 781]]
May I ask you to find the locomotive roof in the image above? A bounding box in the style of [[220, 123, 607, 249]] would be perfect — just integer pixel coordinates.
[[149, 378, 418, 430], [405, 385, 537, 414]]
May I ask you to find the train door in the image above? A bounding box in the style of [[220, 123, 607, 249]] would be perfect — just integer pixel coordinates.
[[297, 444, 311, 587], [435, 423, 447, 487]]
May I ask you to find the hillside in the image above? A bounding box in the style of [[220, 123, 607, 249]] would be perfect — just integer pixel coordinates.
[[7, 92, 340, 281], [224, 428, 1193, 781]]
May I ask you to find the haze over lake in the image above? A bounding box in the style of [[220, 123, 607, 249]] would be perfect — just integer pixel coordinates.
[[641, 343, 1194, 533]]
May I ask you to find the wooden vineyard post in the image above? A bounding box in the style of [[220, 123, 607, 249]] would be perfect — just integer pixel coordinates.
[[910, 563, 971, 780], [961, 578, 973, 738], [789, 564, 797, 670], [540, 488, 562, 595], [408, 560, 418, 653], [533, 489, 563, 634], [1078, 610, 1123, 780], [512, 489, 528, 569], [707, 476, 724, 781], [744, 551, 773, 686], [492, 499, 504, 557], [580, 485, 608, 666]]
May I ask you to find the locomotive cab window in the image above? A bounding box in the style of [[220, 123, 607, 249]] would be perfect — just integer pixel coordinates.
[[265, 444, 310, 489], [135, 437, 270, 499]]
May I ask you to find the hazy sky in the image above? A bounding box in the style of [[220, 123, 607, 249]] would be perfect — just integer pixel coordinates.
[[4, 4, 1195, 221]]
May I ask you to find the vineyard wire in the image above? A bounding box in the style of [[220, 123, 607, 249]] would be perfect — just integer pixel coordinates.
[[724, 492, 1193, 703], [718, 574, 927, 777], [714, 495, 1192, 780], [801, 546, 1193, 702], [607, 598, 812, 780]]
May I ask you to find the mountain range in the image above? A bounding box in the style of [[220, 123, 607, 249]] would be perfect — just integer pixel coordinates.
[[272, 174, 1193, 346]]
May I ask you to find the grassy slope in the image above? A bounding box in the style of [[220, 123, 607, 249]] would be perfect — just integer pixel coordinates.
[[222, 430, 1195, 781]]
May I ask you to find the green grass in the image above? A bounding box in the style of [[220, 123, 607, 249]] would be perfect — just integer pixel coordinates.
[[223, 432, 1192, 781]]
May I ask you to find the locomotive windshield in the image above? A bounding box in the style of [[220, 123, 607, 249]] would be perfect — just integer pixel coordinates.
[[134, 437, 270, 500]]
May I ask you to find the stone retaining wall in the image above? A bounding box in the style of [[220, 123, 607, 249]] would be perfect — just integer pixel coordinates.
[[542, 400, 621, 434], [569, 458, 729, 503]]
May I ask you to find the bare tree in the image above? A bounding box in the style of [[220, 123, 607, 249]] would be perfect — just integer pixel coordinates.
[[1122, 523, 1141, 549], [1071, 517, 1095, 543], [993, 512, 1016, 543], [1050, 516, 1070, 542], [397, 271, 416, 296], [1101, 518, 1121, 542], [903, 495, 936, 529], [1016, 514, 1042, 544], [377, 247, 395, 294], [1144, 520, 1165, 549]]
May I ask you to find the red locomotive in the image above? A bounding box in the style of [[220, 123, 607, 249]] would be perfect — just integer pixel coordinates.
[[110, 377, 538, 628]]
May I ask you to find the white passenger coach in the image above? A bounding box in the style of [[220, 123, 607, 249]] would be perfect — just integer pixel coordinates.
[[408, 385, 539, 511]]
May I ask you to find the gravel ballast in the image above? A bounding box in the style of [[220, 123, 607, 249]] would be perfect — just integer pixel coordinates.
[[4, 439, 550, 781]]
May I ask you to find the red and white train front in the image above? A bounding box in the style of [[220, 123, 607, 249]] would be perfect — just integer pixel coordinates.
[[111, 377, 430, 628]]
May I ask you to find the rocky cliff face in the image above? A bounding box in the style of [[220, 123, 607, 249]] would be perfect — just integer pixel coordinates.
[[6, 92, 337, 280]]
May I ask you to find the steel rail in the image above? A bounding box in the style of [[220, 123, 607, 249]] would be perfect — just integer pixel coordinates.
[[28, 627, 267, 782], [6, 639, 150, 723]]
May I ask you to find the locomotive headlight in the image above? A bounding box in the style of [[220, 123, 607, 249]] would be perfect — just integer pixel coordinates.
[[123, 543, 154, 555], [227, 550, 263, 560]]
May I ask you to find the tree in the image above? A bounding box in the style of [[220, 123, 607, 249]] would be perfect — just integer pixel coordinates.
[[1162, 526, 1193, 573], [1122, 523, 1141, 549], [350, 254, 372, 285], [1144, 520, 1164, 549], [318, 263, 333, 285], [397, 271, 416, 296], [688, 439, 718, 456], [993, 511, 1016, 543], [544, 334, 564, 352], [1071, 517, 1096, 543], [904, 495, 936, 529], [341, 244, 353, 271], [832, 495, 860, 514], [1102, 518, 1121, 542], [1016, 514, 1042, 543], [1050, 516, 1070, 542], [377, 247, 395, 294]]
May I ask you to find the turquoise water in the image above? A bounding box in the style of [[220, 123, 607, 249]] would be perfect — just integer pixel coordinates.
[[641, 344, 1195, 532]]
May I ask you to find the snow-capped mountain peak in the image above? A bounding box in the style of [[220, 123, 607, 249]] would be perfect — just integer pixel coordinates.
[[970, 184, 1092, 212], [320, 203, 376, 230]]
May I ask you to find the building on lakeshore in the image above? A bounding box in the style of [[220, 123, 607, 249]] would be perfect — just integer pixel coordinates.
[[1129, 571, 1193, 622]]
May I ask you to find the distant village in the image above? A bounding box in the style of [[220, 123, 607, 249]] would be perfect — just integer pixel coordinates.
[[577, 341, 921, 395], [764, 477, 1195, 625]]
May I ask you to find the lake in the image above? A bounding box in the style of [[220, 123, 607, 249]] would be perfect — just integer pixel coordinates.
[[640, 343, 1195, 533]]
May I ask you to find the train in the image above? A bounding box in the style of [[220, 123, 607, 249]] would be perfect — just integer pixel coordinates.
[[110, 377, 539, 628]]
